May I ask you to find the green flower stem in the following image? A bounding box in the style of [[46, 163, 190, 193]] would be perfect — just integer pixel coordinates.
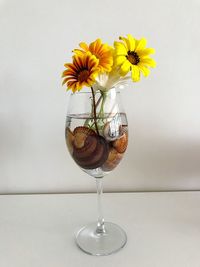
[[91, 87, 100, 135], [99, 91, 106, 118], [84, 90, 108, 134], [96, 94, 103, 109], [84, 93, 103, 127]]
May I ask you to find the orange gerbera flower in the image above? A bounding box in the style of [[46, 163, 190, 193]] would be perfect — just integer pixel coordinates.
[[62, 53, 99, 92], [73, 39, 113, 73]]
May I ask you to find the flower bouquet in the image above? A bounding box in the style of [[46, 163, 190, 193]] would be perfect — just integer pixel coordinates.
[[62, 34, 156, 255]]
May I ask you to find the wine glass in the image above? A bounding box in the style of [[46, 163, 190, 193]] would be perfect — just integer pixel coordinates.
[[65, 87, 128, 256]]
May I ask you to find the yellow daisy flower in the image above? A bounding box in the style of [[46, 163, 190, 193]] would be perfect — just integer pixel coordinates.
[[73, 39, 113, 73], [62, 53, 99, 92], [114, 34, 156, 82]]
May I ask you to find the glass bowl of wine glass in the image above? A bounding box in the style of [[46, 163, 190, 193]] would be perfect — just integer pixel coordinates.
[[65, 87, 128, 256]]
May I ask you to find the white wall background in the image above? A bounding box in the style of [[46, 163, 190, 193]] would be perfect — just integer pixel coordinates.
[[0, 0, 200, 194]]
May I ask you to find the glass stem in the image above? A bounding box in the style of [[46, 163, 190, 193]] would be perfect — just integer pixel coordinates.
[[96, 178, 106, 234]]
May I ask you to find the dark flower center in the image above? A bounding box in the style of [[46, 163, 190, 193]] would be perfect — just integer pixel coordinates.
[[126, 51, 140, 65], [78, 69, 90, 82]]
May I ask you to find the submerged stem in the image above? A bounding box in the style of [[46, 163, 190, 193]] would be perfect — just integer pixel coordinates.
[[91, 87, 99, 135], [99, 91, 107, 118]]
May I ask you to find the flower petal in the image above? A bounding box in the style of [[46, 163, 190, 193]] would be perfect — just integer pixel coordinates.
[[138, 64, 150, 77], [62, 69, 76, 77], [135, 38, 147, 52], [119, 36, 129, 50], [114, 41, 127, 55], [64, 63, 77, 72], [115, 55, 126, 66], [73, 49, 84, 56], [138, 48, 155, 57], [62, 77, 69, 85], [93, 38, 102, 51], [131, 65, 140, 82], [127, 34, 136, 51], [120, 60, 131, 76], [140, 57, 156, 68], [79, 42, 89, 51], [73, 55, 81, 69]]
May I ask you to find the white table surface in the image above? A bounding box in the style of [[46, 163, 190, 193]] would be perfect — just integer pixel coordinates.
[[0, 192, 200, 267]]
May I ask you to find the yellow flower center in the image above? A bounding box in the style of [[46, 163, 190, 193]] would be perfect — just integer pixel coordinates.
[[126, 51, 140, 65], [78, 69, 90, 82]]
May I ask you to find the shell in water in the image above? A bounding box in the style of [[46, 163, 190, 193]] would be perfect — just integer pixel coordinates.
[[72, 126, 109, 169], [102, 147, 123, 171], [112, 127, 128, 153], [103, 120, 122, 141], [65, 128, 74, 155]]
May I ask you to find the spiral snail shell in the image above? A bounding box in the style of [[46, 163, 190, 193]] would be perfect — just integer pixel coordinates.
[[72, 127, 109, 169]]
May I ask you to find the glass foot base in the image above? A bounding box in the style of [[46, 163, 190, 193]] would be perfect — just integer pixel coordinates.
[[75, 222, 127, 256]]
